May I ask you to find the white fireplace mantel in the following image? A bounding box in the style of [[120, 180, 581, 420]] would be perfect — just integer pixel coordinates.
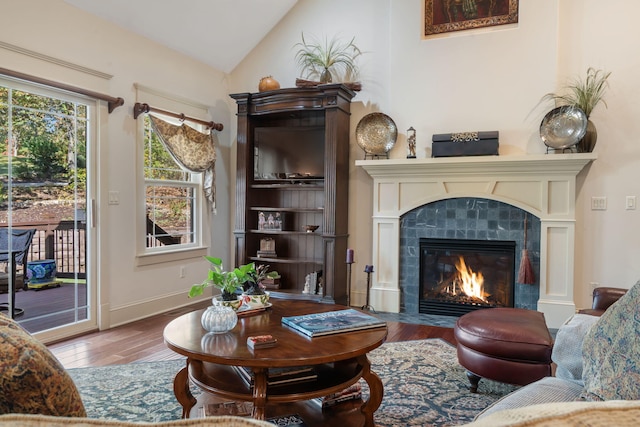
[[356, 153, 597, 328]]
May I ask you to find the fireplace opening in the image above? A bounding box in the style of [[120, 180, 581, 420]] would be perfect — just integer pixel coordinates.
[[419, 238, 516, 317]]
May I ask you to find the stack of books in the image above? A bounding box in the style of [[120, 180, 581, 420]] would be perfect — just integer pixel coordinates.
[[201, 401, 253, 417], [313, 383, 362, 408], [233, 365, 317, 388]]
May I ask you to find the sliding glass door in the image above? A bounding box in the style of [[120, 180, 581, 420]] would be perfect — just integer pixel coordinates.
[[1, 77, 96, 339]]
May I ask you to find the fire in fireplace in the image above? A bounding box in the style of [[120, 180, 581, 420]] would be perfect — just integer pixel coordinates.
[[419, 238, 516, 317]]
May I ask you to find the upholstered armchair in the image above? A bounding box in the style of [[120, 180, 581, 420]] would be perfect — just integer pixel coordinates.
[[578, 286, 628, 317]]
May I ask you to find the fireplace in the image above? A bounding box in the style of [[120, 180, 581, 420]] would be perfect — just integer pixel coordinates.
[[419, 238, 515, 317], [356, 153, 596, 328]]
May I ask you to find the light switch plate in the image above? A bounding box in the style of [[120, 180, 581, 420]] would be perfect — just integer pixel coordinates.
[[591, 196, 607, 210], [108, 191, 120, 205], [626, 196, 637, 210]]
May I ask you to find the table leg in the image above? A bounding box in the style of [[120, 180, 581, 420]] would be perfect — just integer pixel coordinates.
[[251, 367, 268, 420], [173, 359, 197, 418], [357, 354, 383, 427]]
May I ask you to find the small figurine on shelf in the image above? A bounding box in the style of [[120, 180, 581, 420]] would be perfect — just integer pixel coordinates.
[[302, 275, 310, 294], [314, 270, 323, 295], [407, 126, 417, 159], [274, 212, 282, 230]]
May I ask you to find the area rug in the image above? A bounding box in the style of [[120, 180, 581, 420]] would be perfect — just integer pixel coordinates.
[[67, 339, 518, 426]]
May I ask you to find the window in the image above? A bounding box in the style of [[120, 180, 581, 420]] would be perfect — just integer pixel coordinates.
[[142, 114, 200, 251]]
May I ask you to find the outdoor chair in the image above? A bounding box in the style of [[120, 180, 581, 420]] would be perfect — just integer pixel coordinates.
[[0, 228, 37, 318]]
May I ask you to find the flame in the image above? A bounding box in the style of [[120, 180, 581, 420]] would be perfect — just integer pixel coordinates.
[[454, 256, 486, 302]]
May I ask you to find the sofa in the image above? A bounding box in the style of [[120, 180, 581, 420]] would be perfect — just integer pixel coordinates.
[[462, 282, 640, 426], [0, 313, 272, 426], [0, 414, 274, 427]]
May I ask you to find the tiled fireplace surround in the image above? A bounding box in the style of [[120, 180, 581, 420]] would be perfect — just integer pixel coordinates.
[[356, 153, 596, 328]]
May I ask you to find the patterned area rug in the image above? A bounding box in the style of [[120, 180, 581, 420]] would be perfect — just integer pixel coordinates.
[[68, 339, 517, 426]]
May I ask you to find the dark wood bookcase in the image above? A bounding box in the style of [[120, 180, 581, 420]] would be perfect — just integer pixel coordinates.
[[230, 85, 355, 304]]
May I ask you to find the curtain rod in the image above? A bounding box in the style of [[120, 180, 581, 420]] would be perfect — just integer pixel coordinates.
[[0, 67, 124, 113], [133, 102, 223, 131]]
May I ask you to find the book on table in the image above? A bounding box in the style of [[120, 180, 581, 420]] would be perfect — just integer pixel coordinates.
[[233, 365, 318, 388], [281, 308, 386, 338], [313, 383, 362, 408], [201, 401, 253, 417], [266, 413, 308, 426]]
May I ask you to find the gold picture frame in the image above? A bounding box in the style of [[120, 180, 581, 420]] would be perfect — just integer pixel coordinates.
[[423, 0, 519, 38]]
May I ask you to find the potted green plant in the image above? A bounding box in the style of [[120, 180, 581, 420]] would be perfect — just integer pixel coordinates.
[[188, 257, 255, 304], [242, 264, 267, 295], [294, 33, 362, 84], [542, 67, 611, 152], [242, 264, 279, 307]]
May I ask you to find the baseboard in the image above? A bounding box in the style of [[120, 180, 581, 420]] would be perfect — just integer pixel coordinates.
[[108, 292, 209, 328]]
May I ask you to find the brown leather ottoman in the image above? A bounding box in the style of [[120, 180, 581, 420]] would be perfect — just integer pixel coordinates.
[[454, 307, 553, 392]]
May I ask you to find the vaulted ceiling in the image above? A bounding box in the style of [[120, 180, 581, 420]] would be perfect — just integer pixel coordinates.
[[64, 0, 298, 73]]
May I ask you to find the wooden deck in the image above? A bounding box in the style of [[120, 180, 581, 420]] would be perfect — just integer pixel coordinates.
[[1, 281, 87, 334]]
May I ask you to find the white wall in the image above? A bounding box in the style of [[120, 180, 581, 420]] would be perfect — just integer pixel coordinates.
[[1, 0, 234, 332], [230, 0, 640, 310], [558, 0, 640, 304], [4, 0, 638, 331]]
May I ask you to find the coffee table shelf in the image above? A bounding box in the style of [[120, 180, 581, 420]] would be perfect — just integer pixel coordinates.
[[190, 359, 363, 401]]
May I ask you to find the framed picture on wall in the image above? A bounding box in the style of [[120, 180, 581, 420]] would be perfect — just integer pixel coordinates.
[[423, 0, 519, 38]]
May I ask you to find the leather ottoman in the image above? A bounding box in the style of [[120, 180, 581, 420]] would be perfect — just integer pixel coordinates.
[[454, 307, 553, 392]]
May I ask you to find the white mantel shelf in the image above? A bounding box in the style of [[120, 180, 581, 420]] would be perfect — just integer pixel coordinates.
[[356, 152, 598, 328], [355, 153, 597, 177]]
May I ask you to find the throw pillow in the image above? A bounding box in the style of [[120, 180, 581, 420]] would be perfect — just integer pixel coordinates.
[[551, 313, 599, 383], [580, 279, 640, 401], [0, 313, 86, 416]]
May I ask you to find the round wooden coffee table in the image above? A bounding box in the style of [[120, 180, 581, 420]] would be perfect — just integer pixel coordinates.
[[164, 299, 387, 426]]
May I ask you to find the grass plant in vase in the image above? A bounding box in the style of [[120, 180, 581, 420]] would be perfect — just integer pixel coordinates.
[[294, 32, 362, 88], [542, 67, 611, 152]]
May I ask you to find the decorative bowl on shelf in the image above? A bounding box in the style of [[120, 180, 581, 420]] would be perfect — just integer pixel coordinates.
[[305, 225, 320, 233], [355, 112, 398, 156]]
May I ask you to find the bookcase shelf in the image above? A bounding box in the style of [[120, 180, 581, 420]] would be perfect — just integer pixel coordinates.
[[250, 207, 324, 213], [250, 230, 323, 236], [231, 85, 355, 304]]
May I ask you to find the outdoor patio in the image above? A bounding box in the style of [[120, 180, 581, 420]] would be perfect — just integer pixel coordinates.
[[0, 280, 88, 334]]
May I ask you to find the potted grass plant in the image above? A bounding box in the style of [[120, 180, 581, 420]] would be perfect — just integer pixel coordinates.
[[542, 67, 611, 152], [294, 33, 362, 84]]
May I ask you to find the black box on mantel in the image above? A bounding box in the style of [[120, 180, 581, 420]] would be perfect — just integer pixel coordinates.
[[431, 131, 499, 158]]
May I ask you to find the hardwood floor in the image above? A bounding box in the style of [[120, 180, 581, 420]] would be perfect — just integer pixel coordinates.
[[47, 300, 456, 369]]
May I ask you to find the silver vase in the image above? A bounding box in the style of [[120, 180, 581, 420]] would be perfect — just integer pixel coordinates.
[[577, 119, 597, 153]]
